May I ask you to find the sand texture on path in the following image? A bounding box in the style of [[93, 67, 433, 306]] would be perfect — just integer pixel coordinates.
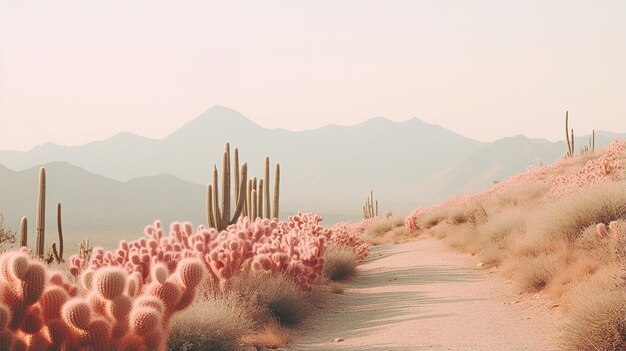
[[289, 237, 561, 351]]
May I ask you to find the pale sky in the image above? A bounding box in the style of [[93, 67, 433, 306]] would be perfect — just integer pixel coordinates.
[[1, 0, 625, 151]]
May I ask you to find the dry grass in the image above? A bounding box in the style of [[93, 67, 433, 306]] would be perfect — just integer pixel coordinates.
[[543, 182, 626, 242], [231, 272, 311, 327], [560, 270, 626, 351], [323, 245, 358, 281], [168, 292, 256, 351], [362, 216, 406, 244], [447, 201, 488, 226], [242, 324, 292, 349]]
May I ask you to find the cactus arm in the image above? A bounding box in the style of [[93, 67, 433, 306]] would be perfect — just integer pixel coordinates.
[[272, 163, 280, 219], [592, 129, 595, 152], [264, 156, 270, 218], [246, 178, 253, 217], [229, 163, 248, 225], [234, 148, 240, 204], [212, 166, 222, 230], [35, 167, 46, 258], [207, 184, 215, 228], [222, 146, 231, 227], [251, 189, 257, 219], [19, 216, 27, 248], [52, 202, 64, 263], [258, 179, 264, 219]]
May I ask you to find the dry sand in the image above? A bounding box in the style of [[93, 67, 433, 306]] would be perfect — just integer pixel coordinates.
[[288, 237, 561, 351]]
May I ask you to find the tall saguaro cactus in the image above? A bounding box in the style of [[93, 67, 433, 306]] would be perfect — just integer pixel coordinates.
[[206, 143, 282, 229], [206, 143, 248, 231], [363, 190, 378, 219], [20, 167, 65, 264]]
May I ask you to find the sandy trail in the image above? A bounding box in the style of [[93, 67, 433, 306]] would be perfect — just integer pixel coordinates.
[[288, 237, 561, 351]]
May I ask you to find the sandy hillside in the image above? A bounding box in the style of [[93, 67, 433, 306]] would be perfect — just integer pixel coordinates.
[[289, 237, 561, 351]]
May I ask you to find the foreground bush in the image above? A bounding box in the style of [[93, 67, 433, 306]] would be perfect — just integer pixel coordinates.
[[323, 245, 358, 281], [168, 293, 255, 351], [231, 272, 310, 327]]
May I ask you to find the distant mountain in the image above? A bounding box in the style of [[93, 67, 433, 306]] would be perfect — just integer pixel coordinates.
[[0, 106, 624, 242], [0, 162, 207, 249], [0, 106, 485, 215], [410, 131, 625, 205]]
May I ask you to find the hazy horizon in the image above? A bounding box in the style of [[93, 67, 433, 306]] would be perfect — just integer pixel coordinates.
[[2, 1, 625, 151]]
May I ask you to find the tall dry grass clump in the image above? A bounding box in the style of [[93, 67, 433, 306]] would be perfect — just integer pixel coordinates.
[[168, 293, 256, 351], [362, 216, 409, 244], [231, 272, 311, 327], [543, 182, 626, 242], [560, 270, 626, 351], [323, 245, 358, 280]]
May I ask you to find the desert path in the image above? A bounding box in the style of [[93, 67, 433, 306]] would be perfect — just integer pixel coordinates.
[[288, 237, 561, 351]]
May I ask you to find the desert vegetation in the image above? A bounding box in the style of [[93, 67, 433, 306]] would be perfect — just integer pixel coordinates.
[[0, 142, 372, 350], [392, 138, 626, 350]]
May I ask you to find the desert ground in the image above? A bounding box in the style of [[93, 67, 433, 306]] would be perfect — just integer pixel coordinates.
[[289, 237, 560, 351]]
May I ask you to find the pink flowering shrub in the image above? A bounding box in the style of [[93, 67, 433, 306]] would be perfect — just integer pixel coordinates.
[[68, 213, 367, 292]]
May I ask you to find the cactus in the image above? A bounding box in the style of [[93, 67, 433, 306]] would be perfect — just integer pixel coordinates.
[[21, 167, 64, 264], [79, 238, 92, 261], [363, 190, 378, 219], [35, 167, 46, 259], [206, 143, 248, 231], [51, 203, 64, 263], [19, 217, 27, 248], [273, 163, 280, 219], [564, 111, 595, 157], [0, 250, 205, 349], [206, 143, 281, 227]]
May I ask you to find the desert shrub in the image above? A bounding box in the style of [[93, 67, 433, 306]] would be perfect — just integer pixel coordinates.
[[476, 208, 526, 245], [0, 213, 16, 249], [362, 216, 407, 244], [543, 182, 626, 242], [168, 293, 255, 351], [323, 245, 358, 281], [560, 271, 626, 351], [514, 252, 563, 292], [448, 201, 488, 226], [231, 272, 310, 326], [416, 208, 449, 229], [491, 182, 550, 208]]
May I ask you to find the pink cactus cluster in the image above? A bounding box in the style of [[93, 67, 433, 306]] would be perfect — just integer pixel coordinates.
[[328, 218, 381, 262], [405, 140, 626, 232], [68, 213, 364, 292], [0, 250, 205, 350]]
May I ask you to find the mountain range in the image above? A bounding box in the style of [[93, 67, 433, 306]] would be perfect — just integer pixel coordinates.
[[1, 105, 624, 248]]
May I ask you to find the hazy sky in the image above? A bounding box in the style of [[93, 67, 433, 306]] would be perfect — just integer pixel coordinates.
[[1, 1, 625, 151]]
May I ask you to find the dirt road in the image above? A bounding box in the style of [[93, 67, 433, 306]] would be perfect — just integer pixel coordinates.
[[289, 237, 561, 351]]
